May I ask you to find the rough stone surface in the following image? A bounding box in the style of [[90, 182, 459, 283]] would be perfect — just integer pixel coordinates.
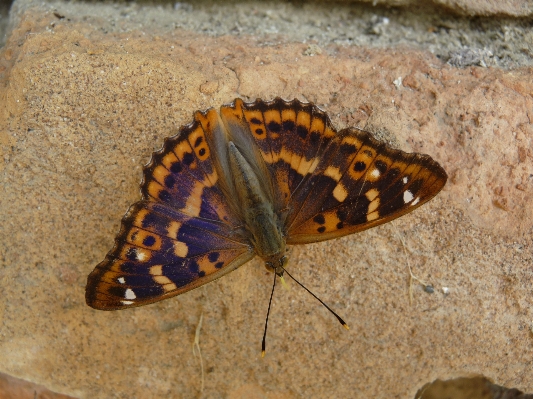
[[332, 0, 533, 17], [0, 2, 532, 399], [3, 0, 533, 69]]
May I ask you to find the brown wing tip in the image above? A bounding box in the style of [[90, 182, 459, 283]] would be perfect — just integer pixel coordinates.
[[85, 266, 114, 310], [342, 127, 448, 188]]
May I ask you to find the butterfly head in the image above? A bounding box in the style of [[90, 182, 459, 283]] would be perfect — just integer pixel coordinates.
[[264, 254, 288, 276]]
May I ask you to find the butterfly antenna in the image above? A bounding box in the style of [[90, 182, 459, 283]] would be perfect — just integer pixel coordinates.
[[262, 271, 278, 357], [282, 268, 349, 330]]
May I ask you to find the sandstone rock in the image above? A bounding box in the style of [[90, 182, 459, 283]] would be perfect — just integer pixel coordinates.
[[0, 3, 531, 399]]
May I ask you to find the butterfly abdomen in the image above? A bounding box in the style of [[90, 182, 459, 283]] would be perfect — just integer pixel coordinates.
[[227, 141, 286, 265]]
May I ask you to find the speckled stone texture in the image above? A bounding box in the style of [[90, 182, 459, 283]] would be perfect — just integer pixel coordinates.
[[0, 3, 532, 399], [333, 0, 533, 16]]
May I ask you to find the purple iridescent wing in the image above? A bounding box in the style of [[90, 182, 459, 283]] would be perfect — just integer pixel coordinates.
[[86, 109, 253, 310]]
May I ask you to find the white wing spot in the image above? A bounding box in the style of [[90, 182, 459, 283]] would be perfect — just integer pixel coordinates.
[[121, 300, 134, 305], [370, 168, 380, 179], [125, 288, 136, 300], [402, 176, 408, 184], [403, 190, 414, 204], [411, 197, 420, 206], [118, 277, 126, 284]]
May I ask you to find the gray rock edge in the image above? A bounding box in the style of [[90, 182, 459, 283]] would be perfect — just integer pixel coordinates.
[[1, 0, 533, 69]]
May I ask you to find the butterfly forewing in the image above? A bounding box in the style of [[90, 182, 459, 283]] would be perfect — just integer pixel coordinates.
[[86, 200, 253, 309], [286, 127, 447, 244]]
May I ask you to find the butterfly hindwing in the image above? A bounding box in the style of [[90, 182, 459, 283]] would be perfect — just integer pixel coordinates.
[[286, 128, 447, 244], [86, 201, 253, 309], [220, 98, 336, 213]]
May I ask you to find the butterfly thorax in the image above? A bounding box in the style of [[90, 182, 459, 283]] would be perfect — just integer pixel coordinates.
[[228, 142, 286, 271]]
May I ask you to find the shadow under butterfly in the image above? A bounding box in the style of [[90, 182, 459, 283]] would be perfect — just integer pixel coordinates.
[[86, 98, 447, 355]]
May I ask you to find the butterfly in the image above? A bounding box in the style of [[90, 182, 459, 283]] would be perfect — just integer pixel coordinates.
[[86, 98, 447, 315]]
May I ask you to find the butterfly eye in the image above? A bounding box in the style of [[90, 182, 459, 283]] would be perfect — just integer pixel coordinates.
[[265, 262, 275, 271]]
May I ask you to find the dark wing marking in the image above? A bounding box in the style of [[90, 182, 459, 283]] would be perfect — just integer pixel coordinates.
[[286, 128, 447, 244], [86, 201, 253, 310]]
